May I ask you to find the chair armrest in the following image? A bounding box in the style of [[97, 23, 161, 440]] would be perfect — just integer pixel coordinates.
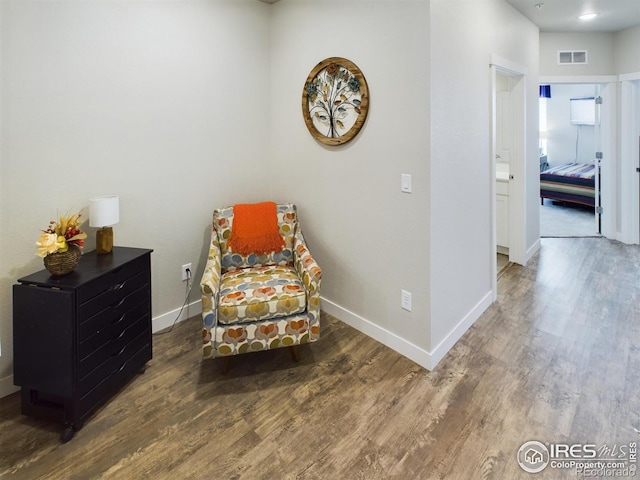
[[293, 226, 322, 342], [293, 228, 322, 341], [201, 227, 222, 358], [293, 229, 322, 295], [201, 227, 222, 298]]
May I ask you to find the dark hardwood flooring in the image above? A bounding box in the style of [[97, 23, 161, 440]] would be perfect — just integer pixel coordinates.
[[1, 237, 639, 479]]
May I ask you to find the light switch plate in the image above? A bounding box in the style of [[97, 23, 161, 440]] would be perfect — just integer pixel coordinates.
[[401, 173, 412, 193]]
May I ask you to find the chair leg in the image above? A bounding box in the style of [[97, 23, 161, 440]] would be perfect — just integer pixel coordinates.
[[221, 356, 233, 374], [289, 345, 300, 363]]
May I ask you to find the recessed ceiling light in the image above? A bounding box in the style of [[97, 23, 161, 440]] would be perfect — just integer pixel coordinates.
[[578, 12, 598, 21]]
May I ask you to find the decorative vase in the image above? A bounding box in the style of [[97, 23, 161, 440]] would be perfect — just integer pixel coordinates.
[[43, 245, 82, 276]]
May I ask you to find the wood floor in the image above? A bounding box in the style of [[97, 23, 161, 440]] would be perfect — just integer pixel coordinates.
[[1, 237, 639, 479]]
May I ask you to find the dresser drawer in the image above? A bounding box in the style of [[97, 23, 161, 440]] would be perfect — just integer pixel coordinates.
[[78, 270, 148, 322], [78, 285, 149, 342], [79, 315, 149, 382], [78, 341, 151, 424], [76, 255, 149, 305], [78, 298, 149, 359]]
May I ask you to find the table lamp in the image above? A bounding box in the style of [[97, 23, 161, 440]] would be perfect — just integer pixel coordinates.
[[89, 195, 120, 254]]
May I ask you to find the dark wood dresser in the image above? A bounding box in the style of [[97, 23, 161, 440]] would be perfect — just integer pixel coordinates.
[[13, 247, 153, 442]]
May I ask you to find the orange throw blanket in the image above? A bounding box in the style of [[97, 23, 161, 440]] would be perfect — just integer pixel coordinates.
[[228, 202, 285, 255]]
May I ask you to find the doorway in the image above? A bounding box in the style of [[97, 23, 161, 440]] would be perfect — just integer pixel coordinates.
[[490, 56, 527, 299], [540, 76, 619, 239], [495, 72, 513, 273], [539, 83, 601, 238]]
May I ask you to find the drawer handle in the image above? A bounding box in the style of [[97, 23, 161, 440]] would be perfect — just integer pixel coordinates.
[[111, 297, 127, 309], [111, 313, 127, 325], [113, 363, 127, 375], [113, 345, 127, 358], [112, 329, 127, 342], [112, 281, 127, 291]]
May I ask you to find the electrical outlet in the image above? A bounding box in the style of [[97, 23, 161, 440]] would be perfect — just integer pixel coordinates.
[[181, 263, 192, 281], [401, 290, 412, 312]]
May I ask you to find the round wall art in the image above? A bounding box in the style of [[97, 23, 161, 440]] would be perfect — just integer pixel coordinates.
[[302, 57, 369, 146]]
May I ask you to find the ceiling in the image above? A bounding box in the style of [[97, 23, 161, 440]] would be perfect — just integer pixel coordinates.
[[258, 0, 639, 33], [505, 0, 640, 33]]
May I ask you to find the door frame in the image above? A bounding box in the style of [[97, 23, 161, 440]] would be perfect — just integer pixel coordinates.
[[490, 55, 527, 301], [539, 75, 617, 240], [619, 73, 640, 244]]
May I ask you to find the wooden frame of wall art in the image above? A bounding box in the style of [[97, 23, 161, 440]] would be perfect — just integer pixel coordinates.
[[302, 57, 369, 146]]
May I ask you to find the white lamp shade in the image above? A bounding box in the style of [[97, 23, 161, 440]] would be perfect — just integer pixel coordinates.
[[89, 195, 120, 227]]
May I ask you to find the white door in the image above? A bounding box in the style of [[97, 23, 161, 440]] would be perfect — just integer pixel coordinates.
[[597, 82, 616, 240], [490, 57, 527, 300], [636, 81, 640, 241], [620, 78, 640, 244]]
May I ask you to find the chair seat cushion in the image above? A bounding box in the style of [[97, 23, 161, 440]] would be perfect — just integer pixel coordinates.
[[218, 266, 306, 324]]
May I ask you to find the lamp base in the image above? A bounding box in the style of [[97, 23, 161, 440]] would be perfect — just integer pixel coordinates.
[[96, 227, 114, 254]]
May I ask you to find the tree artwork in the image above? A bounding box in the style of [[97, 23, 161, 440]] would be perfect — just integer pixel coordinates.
[[302, 58, 369, 146]]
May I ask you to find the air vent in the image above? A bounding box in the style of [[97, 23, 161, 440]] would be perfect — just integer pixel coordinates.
[[558, 50, 588, 65]]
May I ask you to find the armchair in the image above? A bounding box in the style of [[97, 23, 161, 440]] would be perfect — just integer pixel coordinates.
[[201, 203, 321, 366]]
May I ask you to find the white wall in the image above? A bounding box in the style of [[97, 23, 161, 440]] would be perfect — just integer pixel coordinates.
[[429, 0, 539, 353], [269, 1, 433, 363], [546, 84, 597, 167], [271, 0, 539, 367], [540, 32, 615, 76], [540, 28, 640, 76], [615, 25, 640, 242], [0, 0, 271, 396], [615, 25, 640, 74]]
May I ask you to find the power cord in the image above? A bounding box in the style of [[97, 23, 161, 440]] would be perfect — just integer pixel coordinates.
[[153, 267, 193, 335]]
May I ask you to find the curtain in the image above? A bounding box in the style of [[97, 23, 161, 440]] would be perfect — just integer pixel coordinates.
[[539, 85, 551, 98]]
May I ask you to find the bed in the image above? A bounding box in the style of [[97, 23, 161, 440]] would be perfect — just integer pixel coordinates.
[[540, 162, 596, 207]]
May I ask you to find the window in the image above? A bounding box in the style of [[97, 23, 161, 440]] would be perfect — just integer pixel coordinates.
[[570, 97, 595, 126]]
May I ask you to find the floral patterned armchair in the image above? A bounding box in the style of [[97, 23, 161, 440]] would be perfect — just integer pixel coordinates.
[[200, 204, 321, 367]]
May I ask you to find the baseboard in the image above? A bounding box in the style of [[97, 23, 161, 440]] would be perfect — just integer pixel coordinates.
[[321, 298, 434, 369], [152, 299, 202, 333], [0, 375, 19, 399], [428, 291, 493, 367], [321, 292, 492, 371], [526, 238, 541, 264]]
